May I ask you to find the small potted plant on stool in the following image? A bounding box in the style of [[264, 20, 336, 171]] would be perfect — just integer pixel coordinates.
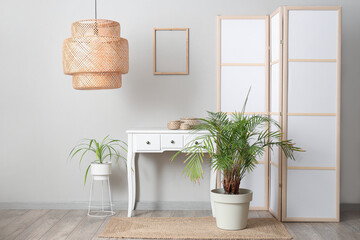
[[69, 135, 127, 217]]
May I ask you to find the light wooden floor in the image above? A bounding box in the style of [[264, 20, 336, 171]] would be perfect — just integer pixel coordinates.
[[0, 209, 359, 240]]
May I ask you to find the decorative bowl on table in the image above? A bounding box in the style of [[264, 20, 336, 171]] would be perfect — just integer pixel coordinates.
[[180, 123, 191, 130], [167, 120, 181, 130], [180, 118, 201, 129]]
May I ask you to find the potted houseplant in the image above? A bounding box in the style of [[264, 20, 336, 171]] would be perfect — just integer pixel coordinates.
[[171, 102, 303, 230], [69, 135, 127, 184]]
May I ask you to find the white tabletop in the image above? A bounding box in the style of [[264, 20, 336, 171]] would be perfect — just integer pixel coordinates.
[[126, 128, 209, 134]]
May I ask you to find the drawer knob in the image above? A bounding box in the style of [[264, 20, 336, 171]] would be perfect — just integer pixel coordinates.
[[195, 141, 199, 145], [171, 140, 175, 144], [146, 141, 150, 145]]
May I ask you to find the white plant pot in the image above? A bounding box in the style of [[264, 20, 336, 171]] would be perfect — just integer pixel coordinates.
[[91, 163, 112, 180], [211, 188, 253, 230]]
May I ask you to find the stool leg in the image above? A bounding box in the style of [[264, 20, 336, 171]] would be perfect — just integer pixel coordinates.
[[107, 177, 114, 215], [88, 177, 94, 216], [102, 180, 105, 212]]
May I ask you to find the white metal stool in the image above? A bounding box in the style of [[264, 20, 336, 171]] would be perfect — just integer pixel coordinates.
[[88, 175, 115, 217]]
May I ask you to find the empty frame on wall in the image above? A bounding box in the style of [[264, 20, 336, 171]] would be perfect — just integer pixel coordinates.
[[153, 28, 189, 75], [217, 6, 341, 222]]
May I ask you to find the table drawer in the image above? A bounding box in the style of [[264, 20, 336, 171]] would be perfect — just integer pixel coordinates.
[[184, 134, 206, 147], [161, 134, 183, 149], [134, 134, 161, 151]]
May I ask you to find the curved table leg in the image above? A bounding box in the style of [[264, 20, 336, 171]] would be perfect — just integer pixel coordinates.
[[210, 167, 217, 217], [127, 135, 134, 217], [131, 153, 136, 210]]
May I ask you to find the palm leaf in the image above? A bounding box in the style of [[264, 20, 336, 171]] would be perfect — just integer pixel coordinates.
[[171, 88, 304, 188]]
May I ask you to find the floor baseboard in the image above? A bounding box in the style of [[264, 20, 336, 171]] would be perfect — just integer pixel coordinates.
[[0, 201, 211, 210], [1, 202, 357, 211], [340, 203, 360, 211]]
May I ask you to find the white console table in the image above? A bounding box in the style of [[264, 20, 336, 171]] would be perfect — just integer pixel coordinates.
[[126, 128, 216, 217]]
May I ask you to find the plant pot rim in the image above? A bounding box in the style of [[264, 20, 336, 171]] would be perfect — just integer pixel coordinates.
[[211, 188, 253, 204], [211, 188, 252, 195], [91, 162, 111, 165]]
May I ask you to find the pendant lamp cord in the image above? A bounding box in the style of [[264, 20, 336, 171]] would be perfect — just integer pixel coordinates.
[[95, 0, 97, 19], [94, 0, 98, 35]]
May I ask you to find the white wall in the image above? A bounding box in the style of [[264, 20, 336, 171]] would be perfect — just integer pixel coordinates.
[[0, 0, 359, 207]]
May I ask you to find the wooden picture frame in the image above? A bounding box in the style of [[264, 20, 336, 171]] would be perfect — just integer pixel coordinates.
[[153, 28, 189, 75]]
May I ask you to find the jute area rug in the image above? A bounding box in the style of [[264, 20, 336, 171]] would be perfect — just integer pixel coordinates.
[[99, 217, 292, 239]]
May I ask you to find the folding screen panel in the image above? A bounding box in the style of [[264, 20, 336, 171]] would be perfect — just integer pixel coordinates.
[[282, 6, 341, 222], [269, 7, 283, 220], [217, 16, 269, 210], [216, 7, 341, 221]]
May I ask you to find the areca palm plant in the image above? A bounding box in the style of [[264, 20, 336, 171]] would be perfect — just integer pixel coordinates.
[[69, 135, 127, 184], [171, 108, 303, 195]]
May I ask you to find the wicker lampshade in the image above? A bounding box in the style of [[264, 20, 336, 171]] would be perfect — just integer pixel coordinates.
[[63, 19, 129, 90]]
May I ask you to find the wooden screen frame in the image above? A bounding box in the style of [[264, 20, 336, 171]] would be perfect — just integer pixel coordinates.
[[153, 28, 189, 75], [268, 7, 283, 221], [281, 6, 341, 222], [217, 15, 270, 211]]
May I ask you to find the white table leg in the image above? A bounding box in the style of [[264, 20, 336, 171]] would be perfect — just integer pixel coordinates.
[[131, 153, 136, 210], [210, 167, 217, 217], [127, 135, 134, 217]]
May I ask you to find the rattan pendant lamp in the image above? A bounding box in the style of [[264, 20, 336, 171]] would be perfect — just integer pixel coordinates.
[[63, 0, 129, 90]]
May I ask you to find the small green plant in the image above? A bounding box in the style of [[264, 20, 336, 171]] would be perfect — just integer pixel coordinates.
[[69, 135, 127, 184], [171, 95, 304, 194]]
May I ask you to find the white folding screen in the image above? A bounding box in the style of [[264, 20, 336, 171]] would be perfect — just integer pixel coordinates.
[[217, 16, 269, 210], [269, 7, 283, 221], [282, 6, 341, 222], [217, 6, 341, 222]]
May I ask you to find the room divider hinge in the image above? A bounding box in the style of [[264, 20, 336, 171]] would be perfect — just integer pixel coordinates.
[[280, 40, 284, 45]]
